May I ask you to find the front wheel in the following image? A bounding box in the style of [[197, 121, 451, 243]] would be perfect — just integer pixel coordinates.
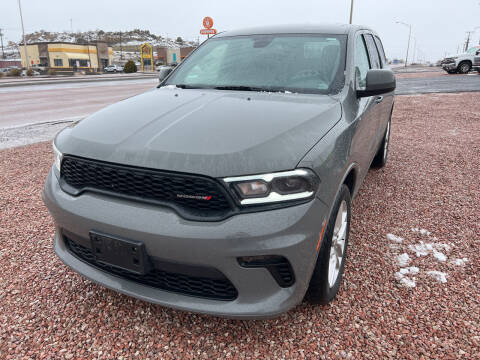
[[458, 61, 471, 74], [306, 184, 351, 305]]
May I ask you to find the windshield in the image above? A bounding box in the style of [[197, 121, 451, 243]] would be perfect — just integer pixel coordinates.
[[164, 34, 347, 94], [466, 46, 480, 54]]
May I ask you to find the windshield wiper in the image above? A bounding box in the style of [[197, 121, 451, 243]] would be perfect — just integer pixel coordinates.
[[213, 85, 287, 93], [169, 84, 211, 89]]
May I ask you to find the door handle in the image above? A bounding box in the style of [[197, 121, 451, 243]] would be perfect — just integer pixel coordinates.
[[375, 96, 384, 103]]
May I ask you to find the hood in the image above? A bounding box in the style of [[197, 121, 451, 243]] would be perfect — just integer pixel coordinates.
[[56, 87, 341, 177]]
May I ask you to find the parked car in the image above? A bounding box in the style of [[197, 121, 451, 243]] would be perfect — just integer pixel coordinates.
[[104, 64, 124, 73], [441, 46, 480, 74], [21, 69, 40, 76], [43, 24, 395, 319]]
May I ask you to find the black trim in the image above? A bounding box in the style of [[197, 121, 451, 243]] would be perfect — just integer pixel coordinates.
[[238, 255, 295, 288], [63, 231, 238, 301]]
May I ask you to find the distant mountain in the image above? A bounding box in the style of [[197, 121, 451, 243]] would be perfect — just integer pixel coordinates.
[[21, 29, 197, 48]]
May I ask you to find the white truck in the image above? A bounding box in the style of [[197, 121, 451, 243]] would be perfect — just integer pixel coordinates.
[[441, 46, 480, 74]]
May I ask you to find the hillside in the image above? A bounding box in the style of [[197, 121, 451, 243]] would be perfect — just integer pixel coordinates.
[[2, 29, 197, 60]]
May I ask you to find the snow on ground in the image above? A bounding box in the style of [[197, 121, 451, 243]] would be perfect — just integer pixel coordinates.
[[387, 229, 466, 288], [452, 258, 468, 266], [387, 233, 404, 243], [397, 253, 411, 267], [427, 271, 448, 283]]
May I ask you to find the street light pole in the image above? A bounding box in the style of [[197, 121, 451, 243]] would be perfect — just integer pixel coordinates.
[[396, 21, 412, 68], [18, 0, 29, 69], [349, 0, 354, 24]]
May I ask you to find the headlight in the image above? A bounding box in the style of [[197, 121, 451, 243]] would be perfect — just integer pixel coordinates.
[[223, 169, 319, 205], [53, 141, 63, 173]]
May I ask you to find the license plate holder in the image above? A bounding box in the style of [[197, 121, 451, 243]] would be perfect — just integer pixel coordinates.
[[89, 232, 150, 275]]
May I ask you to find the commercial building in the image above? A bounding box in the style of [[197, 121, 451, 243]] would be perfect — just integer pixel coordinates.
[[180, 46, 196, 61], [18, 42, 113, 71], [156, 47, 181, 65]]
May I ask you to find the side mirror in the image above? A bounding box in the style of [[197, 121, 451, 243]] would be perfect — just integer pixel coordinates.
[[357, 69, 396, 98], [158, 67, 173, 82]]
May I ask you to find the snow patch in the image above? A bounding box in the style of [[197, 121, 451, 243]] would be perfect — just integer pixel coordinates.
[[427, 271, 448, 283], [411, 227, 431, 236], [394, 272, 416, 288], [387, 233, 404, 243], [397, 253, 411, 267], [433, 250, 447, 262], [408, 241, 431, 257], [452, 258, 468, 266]]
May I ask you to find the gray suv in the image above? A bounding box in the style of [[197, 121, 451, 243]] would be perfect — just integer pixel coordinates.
[[43, 24, 395, 319]]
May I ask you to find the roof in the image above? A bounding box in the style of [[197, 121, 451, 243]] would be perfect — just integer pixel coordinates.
[[216, 24, 369, 37]]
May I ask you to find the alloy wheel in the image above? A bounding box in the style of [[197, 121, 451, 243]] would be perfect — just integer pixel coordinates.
[[328, 200, 348, 288]]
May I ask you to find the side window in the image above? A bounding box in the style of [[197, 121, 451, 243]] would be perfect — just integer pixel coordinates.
[[374, 36, 387, 66], [354, 35, 370, 89], [364, 34, 381, 69]]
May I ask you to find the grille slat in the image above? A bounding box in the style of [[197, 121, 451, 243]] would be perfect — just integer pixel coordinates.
[[65, 237, 238, 301], [60, 156, 233, 220]]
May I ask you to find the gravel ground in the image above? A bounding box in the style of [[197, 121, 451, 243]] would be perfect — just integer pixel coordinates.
[[1, 93, 479, 359]]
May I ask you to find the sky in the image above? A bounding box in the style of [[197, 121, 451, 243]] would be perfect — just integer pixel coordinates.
[[2, 0, 480, 62]]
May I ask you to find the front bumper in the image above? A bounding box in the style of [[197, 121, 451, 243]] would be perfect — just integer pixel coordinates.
[[43, 169, 329, 319], [442, 63, 457, 71]]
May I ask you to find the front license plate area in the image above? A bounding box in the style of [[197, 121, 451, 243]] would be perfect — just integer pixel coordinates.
[[90, 232, 150, 275]]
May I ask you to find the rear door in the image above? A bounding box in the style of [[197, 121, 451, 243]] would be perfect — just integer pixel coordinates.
[[364, 33, 392, 150], [350, 32, 378, 175]]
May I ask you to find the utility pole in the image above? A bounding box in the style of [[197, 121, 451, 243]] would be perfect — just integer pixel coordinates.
[[120, 31, 123, 60], [0, 29, 5, 59], [396, 22, 412, 68], [464, 31, 473, 52], [349, 0, 354, 24], [18, 0, 29, 69]]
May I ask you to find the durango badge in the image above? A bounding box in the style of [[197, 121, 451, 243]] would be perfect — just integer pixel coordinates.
[[176, 194, 212, 200]]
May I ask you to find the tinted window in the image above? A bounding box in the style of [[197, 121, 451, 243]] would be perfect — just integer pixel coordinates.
[[374, 36, 387, 66], [165, 34, 347, 95], [365, 34, 381, 69], [354, 35, 370, 89]]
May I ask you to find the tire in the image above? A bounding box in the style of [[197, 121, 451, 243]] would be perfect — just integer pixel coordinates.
[[458, 61, 471, 74], [306, 184, 351, 305], [371, 115, 391, 168]]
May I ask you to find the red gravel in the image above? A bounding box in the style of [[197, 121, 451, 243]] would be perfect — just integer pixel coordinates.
[[1, 93, 479, 359]]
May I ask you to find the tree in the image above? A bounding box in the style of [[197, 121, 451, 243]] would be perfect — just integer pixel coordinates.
[[123, 60, 137, 73], [176, 37, 183, 45]]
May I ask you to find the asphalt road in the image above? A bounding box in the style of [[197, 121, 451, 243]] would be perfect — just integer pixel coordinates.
[[395, 73, 480, 95], [0, 78, 158, 128]]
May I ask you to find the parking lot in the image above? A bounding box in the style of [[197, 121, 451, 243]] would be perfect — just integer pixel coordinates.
[[0, 73, 479, 358]]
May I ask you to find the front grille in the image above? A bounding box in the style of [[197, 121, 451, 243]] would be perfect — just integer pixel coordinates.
[[60, 156, 233, 220], [64, 236, 238, 301]]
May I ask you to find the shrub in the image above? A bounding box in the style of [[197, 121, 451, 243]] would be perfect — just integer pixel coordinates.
[[47, 69, 56, 76], [0, 72, 4, 78], [8, 68, 21, 76], [123, 60, 137, 73], [26, 68, 34, 76]]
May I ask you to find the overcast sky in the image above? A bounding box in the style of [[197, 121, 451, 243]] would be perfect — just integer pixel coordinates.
[[2, 0, 480, 61]]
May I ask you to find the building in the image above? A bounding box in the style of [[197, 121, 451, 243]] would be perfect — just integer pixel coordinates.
[[18, 41, 113, 71], [156, 47, 181, 65], [180, 46, 196, 61], [0, 59, 22, 69]]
